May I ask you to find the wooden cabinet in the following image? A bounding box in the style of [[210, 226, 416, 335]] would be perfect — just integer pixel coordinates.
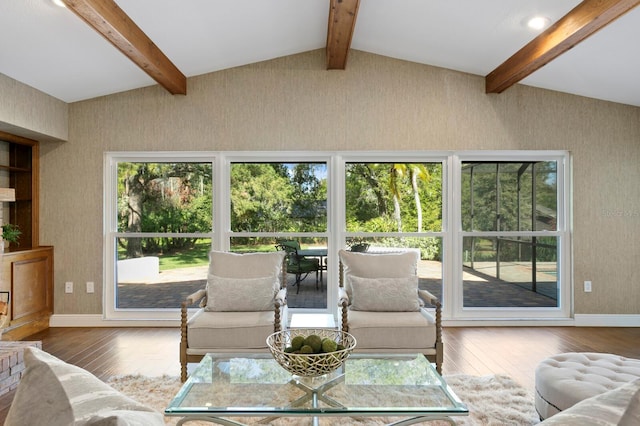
[[0, 131, 51, 340], [1, 246, 53, 340]]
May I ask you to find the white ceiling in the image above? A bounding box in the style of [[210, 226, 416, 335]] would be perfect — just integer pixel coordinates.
[[1, 0, 639, 106]]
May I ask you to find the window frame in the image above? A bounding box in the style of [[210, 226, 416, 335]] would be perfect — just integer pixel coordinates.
[[104, 152, 216, 321], [450, 151, 571, 321], [103, 150, 571, 323]]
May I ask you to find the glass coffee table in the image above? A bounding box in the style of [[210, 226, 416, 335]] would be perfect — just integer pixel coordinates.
[[165, 353, 468, 425]]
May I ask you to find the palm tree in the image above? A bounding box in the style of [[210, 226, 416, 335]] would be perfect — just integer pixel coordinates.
[[389, 163, 430, 232]]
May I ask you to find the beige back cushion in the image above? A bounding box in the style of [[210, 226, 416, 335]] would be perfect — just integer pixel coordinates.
[[338, 249, 418, 299], [205, 274, 279, 311], [209, 250, 285, 279]]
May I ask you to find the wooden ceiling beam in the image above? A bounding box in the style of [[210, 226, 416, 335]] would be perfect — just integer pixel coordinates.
[[63, 0, 186, 95], [486, 0, 640, 94], [326, 0, 361, 70]]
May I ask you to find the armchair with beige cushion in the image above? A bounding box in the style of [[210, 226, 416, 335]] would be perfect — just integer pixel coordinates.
[[338, 249, 443, 373], [180, 250, 287, 382]]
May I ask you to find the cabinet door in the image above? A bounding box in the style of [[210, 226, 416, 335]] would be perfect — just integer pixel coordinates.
[[12, 254, 51, 320]]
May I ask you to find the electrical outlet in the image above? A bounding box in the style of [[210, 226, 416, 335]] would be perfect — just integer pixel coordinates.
[[65, 281, 73, 293], [86, 281, 95, 293], [584, 280, 592, 292]]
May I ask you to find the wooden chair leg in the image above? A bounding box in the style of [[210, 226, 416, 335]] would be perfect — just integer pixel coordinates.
[[180, 303, 188, 382]]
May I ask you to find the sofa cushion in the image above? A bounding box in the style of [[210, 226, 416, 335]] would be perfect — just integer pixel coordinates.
[[349, 275, 420, 312], [339, 249, 418, 299], [5, 347, 164, 426], [187, 309, 275, 350], [205, 274, 279, 312]]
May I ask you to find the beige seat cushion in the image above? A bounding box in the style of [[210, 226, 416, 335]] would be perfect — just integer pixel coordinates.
[[535, 352, 640, 420], [187, 309, 276, 350], [346, 309, 436, 350]]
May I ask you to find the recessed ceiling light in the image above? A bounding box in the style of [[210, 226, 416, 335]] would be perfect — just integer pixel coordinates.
[[52, 0, 66, 8], [527, 16, 551, 30]]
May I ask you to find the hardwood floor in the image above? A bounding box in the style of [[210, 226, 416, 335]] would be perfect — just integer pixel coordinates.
[[1, 326, 639, 422]]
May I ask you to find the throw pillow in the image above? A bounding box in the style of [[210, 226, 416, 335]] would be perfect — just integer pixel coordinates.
[[209, 250, 285, 279], [348, 275, 420, 311], [339, 249, 418, 299], [205, 274, 279, 311], [5, 347, 163, 426], [619, 384, 640, 426]]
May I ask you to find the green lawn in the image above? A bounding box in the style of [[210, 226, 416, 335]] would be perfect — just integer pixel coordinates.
[[119, 239, 280, 271]]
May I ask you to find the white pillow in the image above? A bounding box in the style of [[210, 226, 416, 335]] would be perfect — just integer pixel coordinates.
[[619, 385, 640, 426], [205, 274, 279, 312], [349, 275, 420, 312], [5, 347, 163, 426], [209, 250, 285, 279], [339, 249, 418, 299]]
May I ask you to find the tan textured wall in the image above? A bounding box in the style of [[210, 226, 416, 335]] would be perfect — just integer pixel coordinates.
[[39, 49, 640, 316], [0, 73, 68, 142]]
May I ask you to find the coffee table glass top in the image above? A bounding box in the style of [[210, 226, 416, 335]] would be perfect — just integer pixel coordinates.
[[165, 353, 468, 420]]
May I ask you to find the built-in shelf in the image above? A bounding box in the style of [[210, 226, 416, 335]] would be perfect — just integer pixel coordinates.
[[0, 131, 51, 339], [0, 131, 38, 250], [0, 165, 31, 173], [0, 188, 15, 203]]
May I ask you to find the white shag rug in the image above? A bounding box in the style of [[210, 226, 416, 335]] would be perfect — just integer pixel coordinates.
[[107, 374, 539, 425]]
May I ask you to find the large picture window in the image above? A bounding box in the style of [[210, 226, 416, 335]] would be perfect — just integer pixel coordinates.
[[104, 151, 570, 323], [343, 161, 445, 302], [105, 155, 214, 319], [228, 160, 328, 309], [454, 155, 569, 319]]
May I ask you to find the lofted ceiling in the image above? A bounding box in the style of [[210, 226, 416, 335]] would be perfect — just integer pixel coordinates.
[[1, 0, 639, 106]]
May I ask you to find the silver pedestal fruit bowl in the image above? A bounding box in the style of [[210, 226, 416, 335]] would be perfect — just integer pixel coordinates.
[[267, 328, 356, 377]]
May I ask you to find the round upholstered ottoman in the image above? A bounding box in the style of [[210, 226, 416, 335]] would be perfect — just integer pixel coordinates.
[[535, 352, 640, 420]]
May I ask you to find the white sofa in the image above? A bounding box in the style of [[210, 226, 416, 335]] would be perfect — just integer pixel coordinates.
[[539, 378, 640, 425], [5, 347, 164, 426]]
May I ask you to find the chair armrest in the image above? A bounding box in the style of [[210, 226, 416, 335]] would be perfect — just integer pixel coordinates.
[[182, 288, 207, 309], [275, 288, 287, 307], [418, 289, 441, 308], [274, 288, 287, 332], [338, 287, 350, 333], [338, 287, 350, 306], [418, 288, 443, 367]]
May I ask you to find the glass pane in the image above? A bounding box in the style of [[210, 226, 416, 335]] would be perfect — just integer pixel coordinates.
[[462, 161, 557, 232], [230, 236, 329, 309], [117, 162, 213, 235], [343, 236, 443, 305], [462, 236, 558, 308], [345, 163, 442, 232], [230, 163, 327, 232], [115, 237, 210, 309]]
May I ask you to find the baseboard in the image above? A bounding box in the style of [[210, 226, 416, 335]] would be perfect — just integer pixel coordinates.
[[50, 313, 640, 328], [574, 314, 640, 327], [50, 314, 179, 328], [443, 319, 575, 327]]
